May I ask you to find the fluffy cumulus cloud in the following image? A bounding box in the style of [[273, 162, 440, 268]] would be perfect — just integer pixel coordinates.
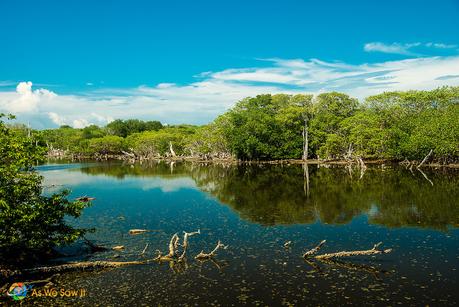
[[1, 49, 459, 129]]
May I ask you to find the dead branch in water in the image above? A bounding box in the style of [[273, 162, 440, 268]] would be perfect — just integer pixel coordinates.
[[154, 230, 201, 262], [4, 229, 222, 279], [128, 229, 149, 235], [417, 149, 433, 168], [153, 233, 180, 261], [195, 241, 227, 260], [303, 240, 326, 258], [315, 242, 392, 260], [178, 230, 200, 261], [140, 243, 149, 256]]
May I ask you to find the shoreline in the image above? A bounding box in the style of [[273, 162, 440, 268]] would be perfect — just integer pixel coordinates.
[[46, 154, 459, 169]]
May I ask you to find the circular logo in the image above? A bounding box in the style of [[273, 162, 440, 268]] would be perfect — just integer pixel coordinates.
[[7, 282, 31, 301]]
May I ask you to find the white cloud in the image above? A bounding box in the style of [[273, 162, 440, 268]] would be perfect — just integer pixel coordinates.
[[364, 41, 457, 56], [1, 54, 459, 129], [72, 118, 91, 128], [1, 81, 56, 113], [48, 112, 66, 126], [364, 42, 421, 55], [90, 113, 114, 124]]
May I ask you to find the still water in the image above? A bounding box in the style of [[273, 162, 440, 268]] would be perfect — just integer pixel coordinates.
[[33, 161, 458, 306]]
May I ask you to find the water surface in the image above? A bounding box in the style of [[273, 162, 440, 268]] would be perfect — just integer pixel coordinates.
[[33, 161, 459, 306]]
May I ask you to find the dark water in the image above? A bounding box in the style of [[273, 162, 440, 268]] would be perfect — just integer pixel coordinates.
[[28, 161, 459, 306]]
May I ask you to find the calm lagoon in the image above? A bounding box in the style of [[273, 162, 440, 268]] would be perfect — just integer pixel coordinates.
[[34, 161, 459, 306]]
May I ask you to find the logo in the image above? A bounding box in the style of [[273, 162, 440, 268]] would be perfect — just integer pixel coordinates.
[[7, 282, 33, 301]]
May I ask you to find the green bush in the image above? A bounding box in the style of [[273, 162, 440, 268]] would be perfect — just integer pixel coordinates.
[[0, 115, 91, 262]]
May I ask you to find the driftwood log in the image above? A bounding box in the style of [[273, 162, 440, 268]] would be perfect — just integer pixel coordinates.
[[315, 242, 392, 260]]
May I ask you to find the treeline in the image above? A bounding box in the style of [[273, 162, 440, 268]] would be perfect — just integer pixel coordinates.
[[39, 86, 459, 163]]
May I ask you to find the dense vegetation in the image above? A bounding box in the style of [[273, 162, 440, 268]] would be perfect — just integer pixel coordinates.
[[40, 87, 459, 163], [0, 115, 91, 262]]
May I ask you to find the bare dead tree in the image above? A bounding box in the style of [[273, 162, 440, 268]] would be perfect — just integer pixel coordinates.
[[169, 141, 177, 157], [302, 117, 309, 161], [417, 149, 433, 168]]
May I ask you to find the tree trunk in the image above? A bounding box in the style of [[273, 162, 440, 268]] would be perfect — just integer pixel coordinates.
[[302, 117, 309, 161], [169, 141, 176, 157], [417, 149, 433, 168]]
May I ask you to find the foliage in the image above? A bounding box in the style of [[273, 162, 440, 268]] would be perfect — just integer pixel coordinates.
[[223, 94, 311, 160], [106, 119, 163, 137], [40, 86, 459, 162], [125, 126, 197, 157], [89, 135, 126, 154], [0, 115, 91, 261]]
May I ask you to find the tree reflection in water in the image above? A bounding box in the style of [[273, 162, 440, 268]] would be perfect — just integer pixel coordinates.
[[78, 161, 459, 230]]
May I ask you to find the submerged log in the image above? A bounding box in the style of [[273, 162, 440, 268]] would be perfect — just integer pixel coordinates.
[[128, 229, 149, 235], [23, 260, 147, 275], [315, 242, 392, 260]]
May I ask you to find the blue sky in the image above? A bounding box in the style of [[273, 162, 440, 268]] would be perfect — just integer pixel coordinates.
[[1, 0, 459, 128]]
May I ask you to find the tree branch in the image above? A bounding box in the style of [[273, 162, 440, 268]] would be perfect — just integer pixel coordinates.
[[315, 242, 392, 260], [195, 241, 227, 260], [303, 240, 326, 258]]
